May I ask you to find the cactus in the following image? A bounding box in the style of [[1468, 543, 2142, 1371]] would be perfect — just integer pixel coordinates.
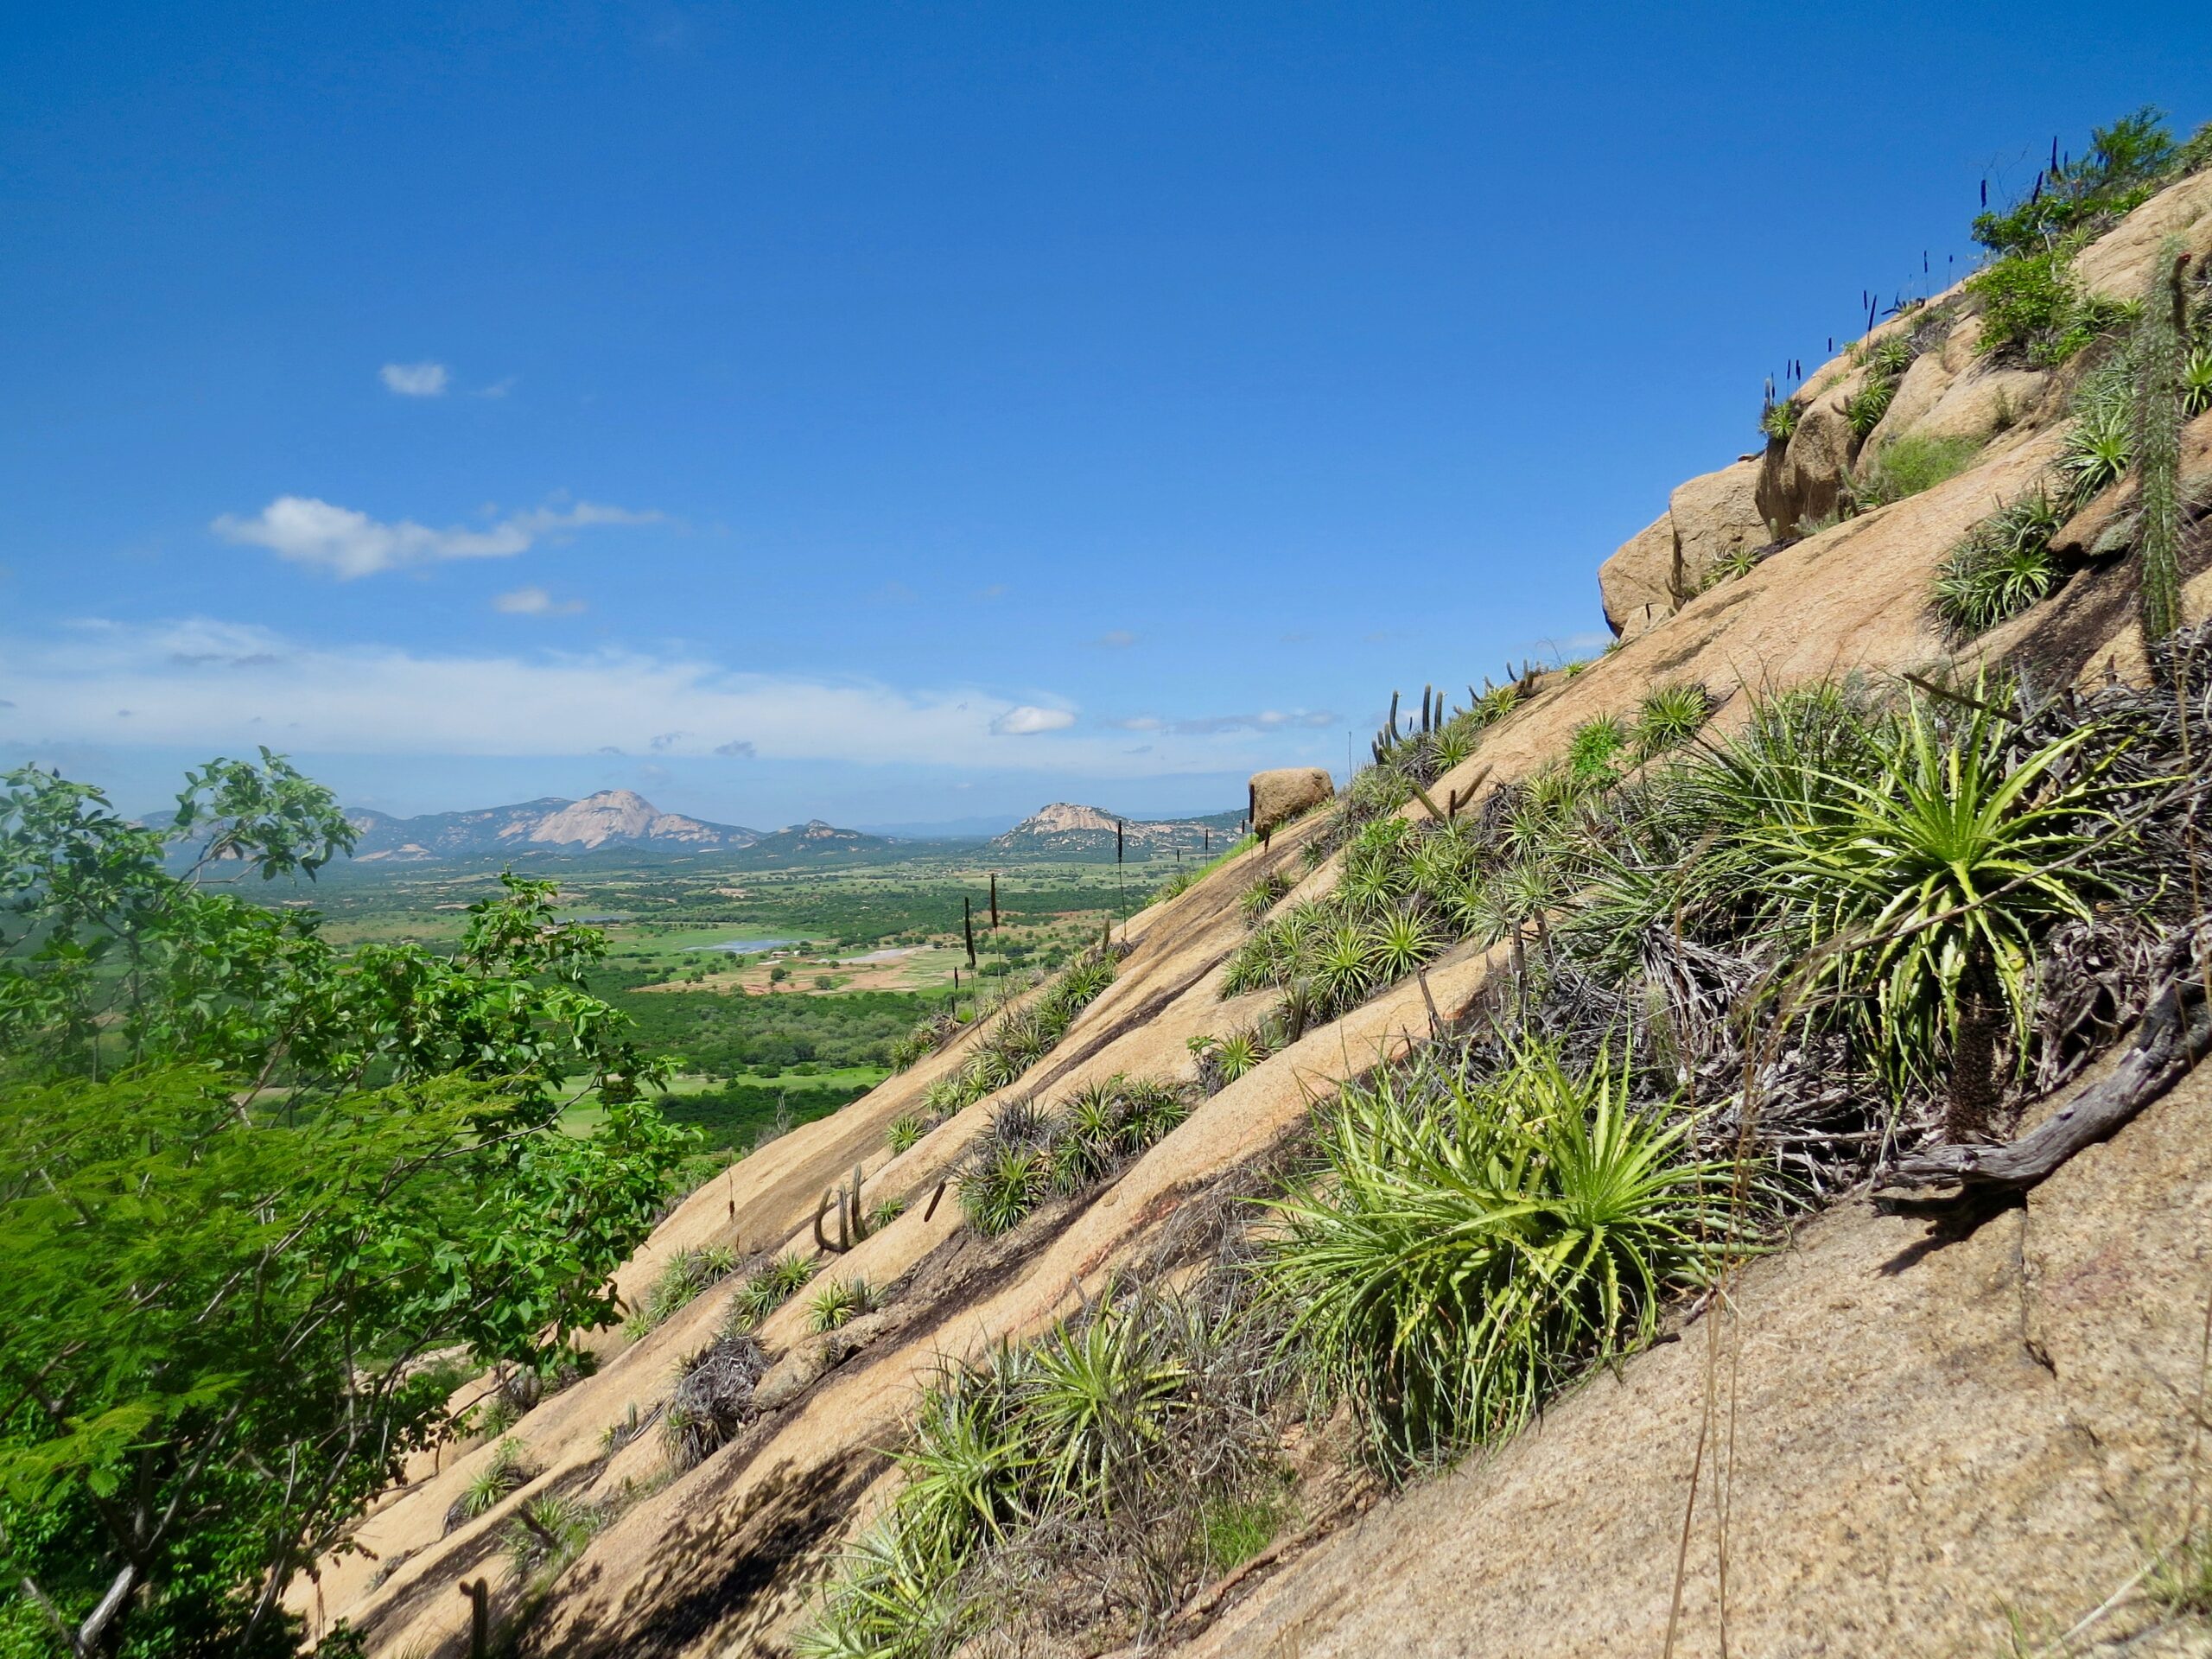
[[2133, 240, 2190, 647], [813, 1163, 874, 1255]]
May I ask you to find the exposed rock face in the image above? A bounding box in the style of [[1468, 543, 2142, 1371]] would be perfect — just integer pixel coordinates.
[[990, 803, 1234, 857], [2070, 166, 2212, 300], [1598, 513, 1675, 640], [524, 789, 730, 849], [1172, 1063, 2212, 1659], [1863, 346, 1956, 452], [1756, 370, 1862, 537], [340, 791, 760, 861], [1249, 767, 1333, 836], [1666, 458, 1767, 598]]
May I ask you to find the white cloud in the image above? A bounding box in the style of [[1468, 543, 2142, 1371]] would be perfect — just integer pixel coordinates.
[[380, 361, 449, 397], [990, 705, 1077, 736], [1089, 629, 1137, 649], [213, 496, 662, 580], [493, 585, 586, 617], [4, 619, 1160, 772], [1112, 709, 1337, 735]]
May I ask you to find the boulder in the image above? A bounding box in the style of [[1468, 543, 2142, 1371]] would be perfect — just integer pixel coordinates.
[[1912, 363, 2051, 445], [2071, 167, 2212, 302], [1863, 347, 1957, 451], [1249, 768, 1333, 836], [1597, 512, 1675, 639], [1666, 459, 1767, 599], [1757, 372, 1861, 536]]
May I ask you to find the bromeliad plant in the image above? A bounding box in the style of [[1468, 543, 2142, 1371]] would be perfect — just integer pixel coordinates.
[[1261, 1039, 1734, 1463], [1749, 685, 2133, 1138]]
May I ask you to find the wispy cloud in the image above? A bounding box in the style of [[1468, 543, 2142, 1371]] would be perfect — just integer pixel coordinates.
[[990, 705, 1077, 736], [213, 496, 662, 580], [1110, 709, 1337, 735], [2, 620, 1345, 779], [379, 361, 449, 397], [493, 585, 586, 617], [1087, 629, 1137, 649]]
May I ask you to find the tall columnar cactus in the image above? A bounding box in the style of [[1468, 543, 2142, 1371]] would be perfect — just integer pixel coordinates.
[[2133, 240, 2190, 647]]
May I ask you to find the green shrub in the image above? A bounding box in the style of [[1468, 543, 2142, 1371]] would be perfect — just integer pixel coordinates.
[[2184, 340, 2212, 418], [807, 1276, 878, 1332], [1971, 108, 2175, 258], [887, 1112, 930, 1155], [1854, 432, 1981, 506], [1931, 491, 2066, 635], [2059, 392, 2134, 505], [1760, 399, 1802, 442], [502, 1492, 598, 1582], [1567, 715, 1629, 782], [1704, 543, 1762, 585], [1633, 683, 1713, 758], [1262, 1041, 1732, 1460], [451, 1436, 535, 1528], [957, 1100, 1054, 1236], [1750, 686, 2128, 1123], [727, 1250, 817, 1327], [1240, 869, 1293, 923], [625, 1243, 741, 1338], [1845, 375, 1899, 437], [1202, 1492, 1287, 1573]]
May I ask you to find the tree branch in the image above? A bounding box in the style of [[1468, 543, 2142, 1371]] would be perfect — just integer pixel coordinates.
[[1885, 963, 2211, 1192]]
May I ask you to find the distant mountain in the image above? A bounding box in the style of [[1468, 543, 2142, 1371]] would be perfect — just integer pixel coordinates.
[[343, 790, 761, 862], [988, 802, 1243, 861], [735, 819, 903, 866]]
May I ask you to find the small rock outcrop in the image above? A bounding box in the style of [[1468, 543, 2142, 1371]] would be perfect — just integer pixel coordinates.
[[1249, 768, 1333, 836], [1597, 514, 1675, 639]]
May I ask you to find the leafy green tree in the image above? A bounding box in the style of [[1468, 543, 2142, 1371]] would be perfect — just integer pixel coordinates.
[[0, 756, 690, 1656]]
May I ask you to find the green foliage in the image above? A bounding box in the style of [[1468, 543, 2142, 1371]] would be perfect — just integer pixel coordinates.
[[887, 1112, 930, 1155], [957, 1077, 1192, 1237], [2145, 1527, 2212, 1618], [1845, 373, 1899, 437], [1567, 715, 1629, 782], [1759, 398, 1802, 442], [501, 1491, 598, 1584], [1705, 543, 1762, 585], [806, 1278, 878, 1332], [1750, 687, 2128, 1097], [1261, 1041, 1732, 1461], [625, 1244, 741, 1338], [1854, 433, 1982, 507], [2059, 385, 2135, 505], [1970, 251, 2118, 366], [1932, 490, 2067, 636], [0, 753, 691, 1655], [796, 1287, 1279, 1656], [2184, 339, 2212, 418], [726, 1251, 819, 1328], [1633, 683, 1713, 759], [1240, 869, 1294, 925], [455, 1437, 536, 1525], [1971, 107, 2174, 258], [1201, 1492, 1287, 1574]]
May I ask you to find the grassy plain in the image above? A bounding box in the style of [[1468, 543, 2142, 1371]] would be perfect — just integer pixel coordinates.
[[294, 846, 1196, 1155]]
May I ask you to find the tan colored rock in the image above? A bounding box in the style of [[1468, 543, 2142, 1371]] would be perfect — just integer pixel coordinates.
[[1249, 767, 1332, 836], [1939, 309, 1986, 373], [1914, 361, 2051, 444], [2071, 166, 2212, 302], [1665, 458, 1766, 598], [1597, 512, 1675, 639], [1756, 372, 1861, 535], [1863, 345, 1957, 451], [1171, 1063, 2212, 1659]]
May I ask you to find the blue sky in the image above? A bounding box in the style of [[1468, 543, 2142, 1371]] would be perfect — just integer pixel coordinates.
[[3, 3, 2207, 832]]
